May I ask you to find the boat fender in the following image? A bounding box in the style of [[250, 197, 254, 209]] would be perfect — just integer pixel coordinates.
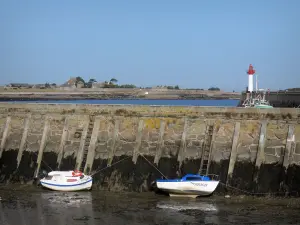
[[72, 170, 83, 177]]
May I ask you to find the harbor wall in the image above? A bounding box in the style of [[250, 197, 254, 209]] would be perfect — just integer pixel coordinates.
[[0, 103, 300, 194], [239, 91, 300, 108]]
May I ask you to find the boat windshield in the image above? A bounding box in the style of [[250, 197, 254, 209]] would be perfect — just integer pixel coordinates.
[[44, 176, 53, 180], [45, 174, 61, 179], [182, 175, 211, 181], [185, 177, 203, 181]]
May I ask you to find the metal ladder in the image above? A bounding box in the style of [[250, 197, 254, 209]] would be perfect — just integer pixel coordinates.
[[80, 115, 95, 172], [199, 125, 214, 175]]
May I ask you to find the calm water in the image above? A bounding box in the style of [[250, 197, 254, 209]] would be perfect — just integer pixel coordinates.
[[0, 187, 300, 225], [2, 99, 240, 106]]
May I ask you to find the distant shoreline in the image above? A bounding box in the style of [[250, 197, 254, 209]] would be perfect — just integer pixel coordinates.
[[0, 88, 241, 101], [0, 95, 241, 101], [0, 97, 241, 101]]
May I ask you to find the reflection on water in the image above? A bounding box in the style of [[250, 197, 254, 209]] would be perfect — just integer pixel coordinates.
[[156, 199, 220, 225], [0, 188, 300, 225], [40, 192, 93, 207], [156, 199, 218, 212]]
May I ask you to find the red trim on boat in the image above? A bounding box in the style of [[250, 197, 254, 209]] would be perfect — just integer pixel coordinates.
[[67, 179, 77, 182]]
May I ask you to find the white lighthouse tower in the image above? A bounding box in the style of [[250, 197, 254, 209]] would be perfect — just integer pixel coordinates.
[[247, 64, 255, 93], [242, 64, 273, 108]]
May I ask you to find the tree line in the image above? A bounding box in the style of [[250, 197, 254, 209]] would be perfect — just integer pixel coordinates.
[[43, 77, 220, 91], [75, 77, 137, 88]]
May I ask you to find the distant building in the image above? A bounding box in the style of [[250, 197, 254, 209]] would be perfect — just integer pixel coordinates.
[[60, 77, 77, 88], [50, 83, 57, 88], [76, 81, 85, 88], [7, 83, 33, 88], [152, 85, 168, 90], [92, 82, 105, 88], [32, 84, 46, 89], [60, 77, 85, 88], [152, 86, 162, 89], [286, 88, 300, 92]]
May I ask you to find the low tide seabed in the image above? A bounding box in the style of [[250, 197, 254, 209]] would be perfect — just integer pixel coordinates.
[[0, 185, 300, 225]]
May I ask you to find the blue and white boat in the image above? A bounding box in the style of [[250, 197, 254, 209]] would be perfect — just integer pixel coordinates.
[[156, 174, 219, 198], [40, 170, 92, 191]]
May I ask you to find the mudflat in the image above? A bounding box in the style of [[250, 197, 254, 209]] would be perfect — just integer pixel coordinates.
[[0, 185, 300, 225]]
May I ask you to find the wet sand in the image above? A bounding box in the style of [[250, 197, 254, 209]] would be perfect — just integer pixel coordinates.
[[0, 185, 300, 225]]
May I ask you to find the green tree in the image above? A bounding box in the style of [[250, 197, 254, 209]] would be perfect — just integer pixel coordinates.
[[118, 84, 136, 88], [174, 85, 180, 90], [89, 78, 97, 83], [86, 78, 97, 88], [110, 78, 118, 84], [208, 87, 220, 91], [104, 78, 118, 88], [75, 76, 85, 87]]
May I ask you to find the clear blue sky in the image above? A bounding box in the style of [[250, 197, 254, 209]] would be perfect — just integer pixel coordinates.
[[0, 0, 299, 91]]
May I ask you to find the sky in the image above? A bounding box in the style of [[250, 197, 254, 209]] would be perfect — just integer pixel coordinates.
[[0, 0, 299, 91]]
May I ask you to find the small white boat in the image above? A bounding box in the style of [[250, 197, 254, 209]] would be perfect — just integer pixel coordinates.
[[40, 170, 92, 192], [156, 174, 219, 198]]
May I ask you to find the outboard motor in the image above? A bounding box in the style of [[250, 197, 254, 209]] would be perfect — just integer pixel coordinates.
[[34, 170, 48, 186], [150, 181, 157, 191]]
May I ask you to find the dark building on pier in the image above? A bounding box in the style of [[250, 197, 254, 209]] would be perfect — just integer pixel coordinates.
[[239, 88, 300, 108]]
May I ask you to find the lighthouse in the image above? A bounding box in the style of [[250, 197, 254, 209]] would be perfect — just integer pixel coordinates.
[[247, 64, 255, 93]]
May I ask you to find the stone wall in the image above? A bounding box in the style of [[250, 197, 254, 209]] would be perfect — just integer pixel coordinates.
[[239, 91, 300, 108], [0, 103, 299, 194]]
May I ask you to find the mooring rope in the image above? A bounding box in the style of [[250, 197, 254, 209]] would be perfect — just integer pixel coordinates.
[[31, 151, 54, 172], [90, 155, 132, 177], [219, 182, 294, 196], [219, 182, 253, 195], [138, 154, 291, 197], [28, 148, 294, 196], [139, 154, 168, 179]]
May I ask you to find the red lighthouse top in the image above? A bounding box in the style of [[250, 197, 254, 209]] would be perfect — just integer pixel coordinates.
[[247, 64, 255, 75]]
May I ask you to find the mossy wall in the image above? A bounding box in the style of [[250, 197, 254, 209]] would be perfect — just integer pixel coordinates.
[[0, 103, 299, 194]]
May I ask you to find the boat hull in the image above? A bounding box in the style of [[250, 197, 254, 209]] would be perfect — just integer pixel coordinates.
[[254, 105, 273, 108], [40, 177, 93, 191], [156, 180, 219, 198]]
